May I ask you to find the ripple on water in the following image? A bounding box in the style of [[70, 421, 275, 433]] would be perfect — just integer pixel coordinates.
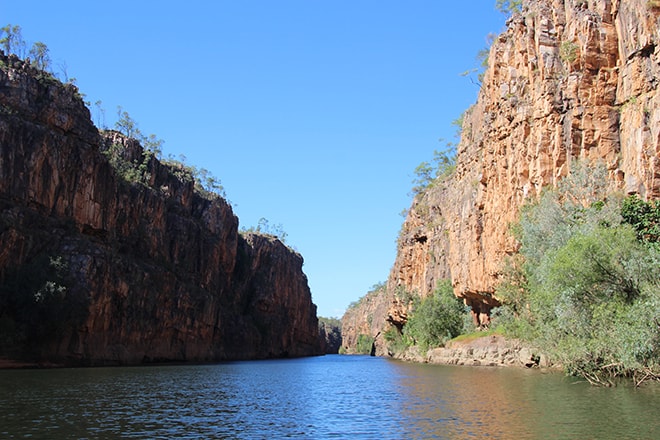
[[0, 356, 659, 439]]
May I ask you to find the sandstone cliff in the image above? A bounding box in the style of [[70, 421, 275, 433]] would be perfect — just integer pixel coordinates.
[[340, 284, 393, 355], [0, 52, 321, 365], [343, 0, 660, 353]]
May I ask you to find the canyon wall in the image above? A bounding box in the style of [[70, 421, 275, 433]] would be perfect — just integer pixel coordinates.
[[343, 0, 660, 353], [0, 53, 321, 365], [318, 318, 342, 354]]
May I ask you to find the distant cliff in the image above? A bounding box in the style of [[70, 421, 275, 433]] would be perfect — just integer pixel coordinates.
[[0, 52, 321, 365], [317, 317, 342, 354], [343, 0, 660, 354]]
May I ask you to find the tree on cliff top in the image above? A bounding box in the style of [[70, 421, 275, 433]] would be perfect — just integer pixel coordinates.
[[28, 41, 50, 71], [241, 218, 289, 243], [0, 24, 26, 57], [1, 24, 52, 72]]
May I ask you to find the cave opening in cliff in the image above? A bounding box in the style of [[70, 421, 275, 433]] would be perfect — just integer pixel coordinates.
[[413, 235, 428, 244]]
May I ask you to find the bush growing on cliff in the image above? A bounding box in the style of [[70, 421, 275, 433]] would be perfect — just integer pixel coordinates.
[[105, 108, 227, 199], [355, 334, 375, 355], [496, 162, 660, 385], [410, 147, 456, 196], [240, 218, 288, 243], [102, 140, 154, 186], [495, 0, 522, 15], [0, 253, 88, 353], [404, 279, 467, 352]]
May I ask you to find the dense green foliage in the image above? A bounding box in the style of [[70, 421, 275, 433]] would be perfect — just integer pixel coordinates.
[[102, 139, 155, 187], [621, 194, 660, 246], [495, 162, 660, 385], [402, 280, 467, 353], [355, 334, 375, 355]]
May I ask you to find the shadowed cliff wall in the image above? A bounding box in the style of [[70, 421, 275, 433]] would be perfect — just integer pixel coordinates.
[[0, 52, 321, 365]]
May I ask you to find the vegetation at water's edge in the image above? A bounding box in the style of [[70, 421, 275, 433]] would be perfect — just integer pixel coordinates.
[[381, 281, 473, 357], [400, 280, 467, 353], [493, 162, 660, 386], [383, 162, 660, 386]]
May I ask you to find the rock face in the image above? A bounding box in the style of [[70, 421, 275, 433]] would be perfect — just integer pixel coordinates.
[[397, 335, 549, 370], [318, 319, 342, 354], [0, 53, 321, 365], [343, 0, 660, 354], [340, 285, 394, 355]]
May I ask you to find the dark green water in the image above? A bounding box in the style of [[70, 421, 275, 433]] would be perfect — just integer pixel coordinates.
[[0, 355, 658, 439]]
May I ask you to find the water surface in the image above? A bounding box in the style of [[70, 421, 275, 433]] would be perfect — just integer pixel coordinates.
[[1, 355, 658, 439]]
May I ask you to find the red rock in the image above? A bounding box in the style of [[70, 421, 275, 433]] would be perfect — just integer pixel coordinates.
[[343, 0, 660, 354], [0, 53, 321, 365]]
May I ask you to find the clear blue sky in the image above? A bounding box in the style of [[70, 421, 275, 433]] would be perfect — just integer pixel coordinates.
[[2, 1, 506, 318]]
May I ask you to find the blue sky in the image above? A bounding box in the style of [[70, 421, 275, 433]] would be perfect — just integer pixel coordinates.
[[2, 1, 507, 318]]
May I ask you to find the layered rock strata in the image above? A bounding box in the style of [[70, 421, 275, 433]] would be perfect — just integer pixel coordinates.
[[343, 0, 660, 354], [0, 53, 321, 365]]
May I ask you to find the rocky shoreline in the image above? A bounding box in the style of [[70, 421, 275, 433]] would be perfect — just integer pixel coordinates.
[[392, 335, 553, 370]]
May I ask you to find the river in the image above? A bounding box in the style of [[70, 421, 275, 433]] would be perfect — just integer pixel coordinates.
[[0, 355, 658, 439]]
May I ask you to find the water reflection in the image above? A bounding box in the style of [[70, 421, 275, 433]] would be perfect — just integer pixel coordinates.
[[0, 356, 658, 439], [390, 361, 660, 439]]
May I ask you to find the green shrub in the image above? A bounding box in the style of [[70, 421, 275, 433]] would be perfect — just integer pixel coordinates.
[[355, 334, 375, 354], [102, 141, 153, 186], [404, 279, 467, 352], [496, 161, 660, 385], [383, 326, 408, 355], [621, 194, 660, 245], [560, 41, 579, 64]]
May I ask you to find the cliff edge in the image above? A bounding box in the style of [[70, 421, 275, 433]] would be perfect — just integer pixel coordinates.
[[343, 0, 660, 354], [0, 52, 321, 365]]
